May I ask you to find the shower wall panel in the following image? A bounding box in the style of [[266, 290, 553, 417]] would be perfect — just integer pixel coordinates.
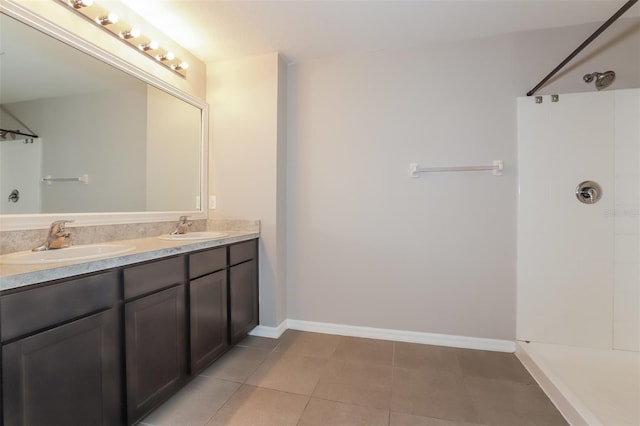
[[0, 139, 42, 214], [613, 89, 640, 351], [517, 92, 616, 349]]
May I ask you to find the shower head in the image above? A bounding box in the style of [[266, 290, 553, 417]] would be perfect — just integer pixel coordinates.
[[583, 70, 616, 90]]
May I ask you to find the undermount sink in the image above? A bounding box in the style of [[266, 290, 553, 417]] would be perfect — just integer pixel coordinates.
[[157, 231, 228, 241], [0, 244, 135, 265]]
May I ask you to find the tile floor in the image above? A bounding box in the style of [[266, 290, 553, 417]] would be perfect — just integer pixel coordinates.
[[141, 330, 568, 426]]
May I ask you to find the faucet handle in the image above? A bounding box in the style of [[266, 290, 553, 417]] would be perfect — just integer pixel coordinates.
[[178, 215, 190, 224]]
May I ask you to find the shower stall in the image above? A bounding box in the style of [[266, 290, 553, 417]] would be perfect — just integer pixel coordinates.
[[516, 89, 639, 425]]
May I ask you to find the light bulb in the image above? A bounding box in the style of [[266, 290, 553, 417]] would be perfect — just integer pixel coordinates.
[[72, 0, 94, 8], [120, 28, 141, 39], [96, 12, 119, 25], [172, 62, 189, 71], [138, 40, 159, 51], [157, 52, 175, 61]]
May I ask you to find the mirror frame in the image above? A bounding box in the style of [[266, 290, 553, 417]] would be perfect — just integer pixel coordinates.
[[0, 1, 208, 231]]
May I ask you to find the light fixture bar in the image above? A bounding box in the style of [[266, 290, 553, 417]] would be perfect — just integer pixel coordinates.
[[95, 12, 118, 26], [57, 0, 188, 77], [138, 40, 159, 51], [120, 28, 141, 39], [71, 0, 94, 9]]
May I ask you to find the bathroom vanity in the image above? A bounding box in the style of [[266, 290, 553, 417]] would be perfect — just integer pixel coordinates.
[[0, 236, 259, 426]]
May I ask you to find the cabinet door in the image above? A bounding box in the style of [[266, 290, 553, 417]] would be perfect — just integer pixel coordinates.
[[190, 270, 228, 374], [2, 309, 121, 426], [229, 259, 258, 345], [125, 285, 186, 425]]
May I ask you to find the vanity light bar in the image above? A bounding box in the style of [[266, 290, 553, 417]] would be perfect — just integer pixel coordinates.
[[59, 0, 188, 77]]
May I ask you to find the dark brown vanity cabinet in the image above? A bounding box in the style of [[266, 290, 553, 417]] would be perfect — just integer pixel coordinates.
[[123, 256, 187, 425], [0, 238, 259, 426], [189, 248, 228, 374], [0, 271, 121, 426], [229, 240, 259, 345]]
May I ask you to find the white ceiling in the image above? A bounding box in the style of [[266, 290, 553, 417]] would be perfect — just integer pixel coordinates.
[[118, 0, 639, 64]]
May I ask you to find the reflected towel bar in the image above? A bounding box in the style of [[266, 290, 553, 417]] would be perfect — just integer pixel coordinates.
[[41, 174, 89, 184], [409, 161, 503, 177]]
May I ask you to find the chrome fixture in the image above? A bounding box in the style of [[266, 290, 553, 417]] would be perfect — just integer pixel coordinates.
[[95, 12, 118, 26], [583, 71, 616, 90], [32, 220, 74, 251], [119, 28, 141, 39], [170, 216, 192, 235], [171, 62, 189, 71], [576, 181, 602, 204], [156, 52, 175, 62], [0, 106, 39, 141], [138, 41, 159, 52], [8, 189, 19, 203], [526, 0, 637, 96], [71, 0, 94, 8], [58, 0, 189, 76], [0, 128, 38, 141]]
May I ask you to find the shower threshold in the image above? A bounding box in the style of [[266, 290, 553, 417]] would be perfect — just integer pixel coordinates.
[[516, 341, 639, 426]]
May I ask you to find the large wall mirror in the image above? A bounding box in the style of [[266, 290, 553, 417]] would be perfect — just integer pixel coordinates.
[[0, 5, 207, 230]]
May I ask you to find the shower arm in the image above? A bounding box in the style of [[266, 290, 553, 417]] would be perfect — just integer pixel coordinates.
[[526, 0, 638, 96]]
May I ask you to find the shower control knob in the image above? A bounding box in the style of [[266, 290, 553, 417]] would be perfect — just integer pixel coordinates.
[[575, 181, 602, 204]]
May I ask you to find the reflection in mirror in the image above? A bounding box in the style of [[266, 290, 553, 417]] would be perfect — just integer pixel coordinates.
[[0, 12, 203, 216]]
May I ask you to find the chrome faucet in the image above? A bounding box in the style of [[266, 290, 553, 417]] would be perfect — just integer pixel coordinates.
[[32, 220, 74, 251], [170, 216, 192, 235]]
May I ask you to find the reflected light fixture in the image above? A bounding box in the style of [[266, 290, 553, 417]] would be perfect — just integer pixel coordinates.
[[58, 0, 188, 77], [96, 12, 119, 26]]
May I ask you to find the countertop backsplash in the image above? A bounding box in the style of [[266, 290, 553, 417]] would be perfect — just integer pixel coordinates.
[[0, 219, 259, 255]]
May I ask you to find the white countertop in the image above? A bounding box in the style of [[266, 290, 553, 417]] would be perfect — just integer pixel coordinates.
[[0, 231, 259, 292]]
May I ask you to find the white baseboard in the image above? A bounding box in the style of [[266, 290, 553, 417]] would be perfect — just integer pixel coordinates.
[[286, 319, 516, 353], [248, 320, 288, 339]]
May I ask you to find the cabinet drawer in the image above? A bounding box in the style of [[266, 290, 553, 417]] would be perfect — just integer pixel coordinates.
[[124, 256, 185, 300], [1, 270, 118, 342], [230, 240, 257, 265], [189, 247, 226, 279]]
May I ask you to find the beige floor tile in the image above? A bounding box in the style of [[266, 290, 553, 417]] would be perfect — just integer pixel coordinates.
[[145, 332, 567, 426], [299, 398, 389, 426], [456, 349, 535, 384], [464, 378, 568, 426], [200, 346, 270, 383], [206, 385, 309, 426], [141, 376, 240, 426], [391, 366, 479, 423], [394, 343, 464, 376], [275, 330, 342, 358], [391, 411, 479, 426], [236, 335, 280, 351], [246, 351, 328, 395], [332, 336, 394, 366], [312, 358, 393, 409]]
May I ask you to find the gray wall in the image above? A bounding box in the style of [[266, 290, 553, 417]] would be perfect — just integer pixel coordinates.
[[209, 53, 288, 328], [6, 87, 147, 213], [285, 18, 639, 340]]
